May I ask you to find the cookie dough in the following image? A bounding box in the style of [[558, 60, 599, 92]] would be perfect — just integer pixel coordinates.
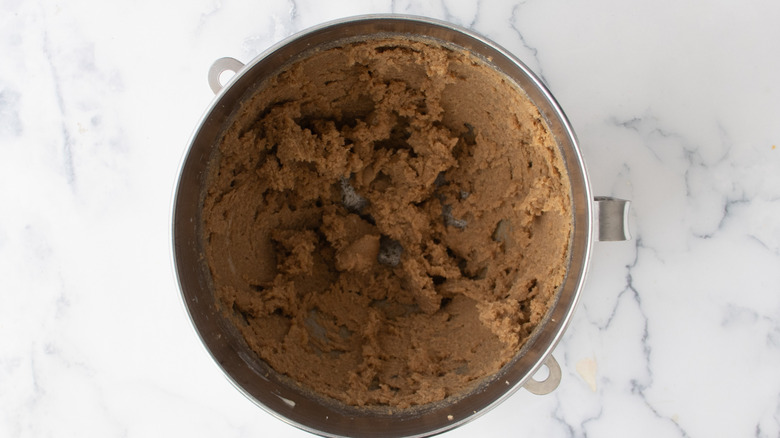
[[202, 36, 572, 409]]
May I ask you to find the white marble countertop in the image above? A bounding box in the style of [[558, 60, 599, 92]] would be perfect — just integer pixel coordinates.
[[2, 0, 779, 436]]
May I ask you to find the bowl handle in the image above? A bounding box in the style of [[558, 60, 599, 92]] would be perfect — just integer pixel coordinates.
[[594, 197, 631, 241], [523, 355, 562, 395], [208, 57, 245, 94]]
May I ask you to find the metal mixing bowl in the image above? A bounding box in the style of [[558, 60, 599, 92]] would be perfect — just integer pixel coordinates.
[[172, 14, 630, 438]]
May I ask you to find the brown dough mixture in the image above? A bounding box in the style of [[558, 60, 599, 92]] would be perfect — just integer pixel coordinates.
[[202, 36, 572, 409]]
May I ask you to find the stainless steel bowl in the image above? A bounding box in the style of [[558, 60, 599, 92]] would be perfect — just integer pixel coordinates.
[[172, 14, 630, 438]]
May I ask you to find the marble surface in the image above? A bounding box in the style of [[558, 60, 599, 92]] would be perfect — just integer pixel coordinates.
[[2, 0, 779, 436]]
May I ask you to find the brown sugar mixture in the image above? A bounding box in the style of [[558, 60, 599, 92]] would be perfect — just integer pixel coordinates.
[[201, 36, 572, 409]]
